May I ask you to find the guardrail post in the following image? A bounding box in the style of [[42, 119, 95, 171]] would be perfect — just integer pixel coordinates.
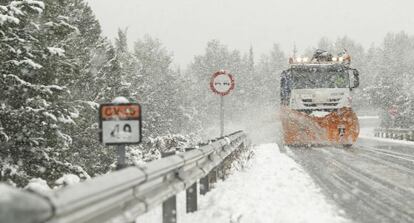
[[220, 145, 231, 181], [186, 182, 197, 213], [184, 148, 198, 213], [200, 167, 218, 195], [210, 168, 218, 185], [199, 176, 209, 195], [162, 151, 177, 223], [162, 195, 176, 223], [219, 161, 228, 181], [198, 142, 212, 196]]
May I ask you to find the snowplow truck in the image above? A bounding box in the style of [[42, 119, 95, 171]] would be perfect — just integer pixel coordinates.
[[280, 50, 360, 147]]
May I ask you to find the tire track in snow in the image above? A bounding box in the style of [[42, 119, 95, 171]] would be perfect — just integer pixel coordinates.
[[287, 142, 414, 223]]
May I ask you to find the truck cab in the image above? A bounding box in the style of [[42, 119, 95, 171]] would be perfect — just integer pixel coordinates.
[[281, 64, 359, 112], [280, 51, 360, 146]]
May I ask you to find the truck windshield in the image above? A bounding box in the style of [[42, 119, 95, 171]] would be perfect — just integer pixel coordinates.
[[292, 70, 349, 89]]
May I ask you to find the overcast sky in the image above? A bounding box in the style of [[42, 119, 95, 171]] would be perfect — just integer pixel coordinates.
[[86, 0, 414, 67]]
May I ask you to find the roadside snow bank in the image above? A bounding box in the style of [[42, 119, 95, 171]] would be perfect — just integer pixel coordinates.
[[182, 144, 348, 223]]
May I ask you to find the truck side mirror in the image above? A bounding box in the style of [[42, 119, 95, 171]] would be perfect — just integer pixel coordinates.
[[348, 69, 360, 89]]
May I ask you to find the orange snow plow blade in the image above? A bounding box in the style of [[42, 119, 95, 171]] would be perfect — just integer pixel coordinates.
[[280, 107, 359, 146]]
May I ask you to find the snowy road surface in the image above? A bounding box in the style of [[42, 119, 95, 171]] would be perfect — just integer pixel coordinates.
[[287, 137, 414, 223], [182, 144, 348, 223]]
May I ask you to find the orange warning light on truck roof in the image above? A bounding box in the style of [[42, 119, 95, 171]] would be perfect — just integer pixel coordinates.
[[100, 104, 140, 120]]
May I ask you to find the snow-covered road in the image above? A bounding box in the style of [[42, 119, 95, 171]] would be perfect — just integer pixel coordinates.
[[182, 144, 348, 223], [288, 137, 414, 223]]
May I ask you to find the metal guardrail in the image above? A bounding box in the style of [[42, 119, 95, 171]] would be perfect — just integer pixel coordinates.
[[374, 128, 414, 141], [0, 131, 248, 223]]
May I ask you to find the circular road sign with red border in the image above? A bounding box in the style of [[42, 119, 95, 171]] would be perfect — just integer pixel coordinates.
[[388, 105, 398, 119], [210, 70, 235, 96]]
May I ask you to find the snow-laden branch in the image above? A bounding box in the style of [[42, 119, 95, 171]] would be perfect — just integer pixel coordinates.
[[0, 0, 45, 25], [3, 74, 65, 95], [11, 58, 43, 69], [47, 47, 65, 57], [0, 127, 9, 142]]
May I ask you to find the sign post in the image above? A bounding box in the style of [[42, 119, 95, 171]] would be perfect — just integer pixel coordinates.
[[210, 70, 235, 137], [99, 97, 142, 170], [116, 145, 126, 170], [220, 96, 224, 137]]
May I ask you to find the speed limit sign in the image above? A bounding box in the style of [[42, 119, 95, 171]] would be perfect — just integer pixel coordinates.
[[210, 70, 235, 96], [99, 103, 142, 145]]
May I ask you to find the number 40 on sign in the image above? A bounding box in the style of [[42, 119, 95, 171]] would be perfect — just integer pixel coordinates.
[[99, 103, 142, 145]]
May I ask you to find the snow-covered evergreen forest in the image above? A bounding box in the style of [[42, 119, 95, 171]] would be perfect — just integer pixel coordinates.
[[1, 0, 413, 188]]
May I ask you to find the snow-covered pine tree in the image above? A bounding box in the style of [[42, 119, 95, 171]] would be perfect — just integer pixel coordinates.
[[0, 0, 133, 186], [41, 0, 133, 177], [256, 44, 286, 107], [108, 34, 201, 163], [0, 0, 88, 187], [368, 32, 414, 128], [133, 35, 179, 137], [113, 28, 139, 100], [333, 36, 365, 69], [187, 40, 240, 134]]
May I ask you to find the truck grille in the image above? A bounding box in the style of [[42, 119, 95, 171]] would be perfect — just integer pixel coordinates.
[[302, 98, 341, 108], [301, 98, 340, 107], [303, 103, 339, 107]]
